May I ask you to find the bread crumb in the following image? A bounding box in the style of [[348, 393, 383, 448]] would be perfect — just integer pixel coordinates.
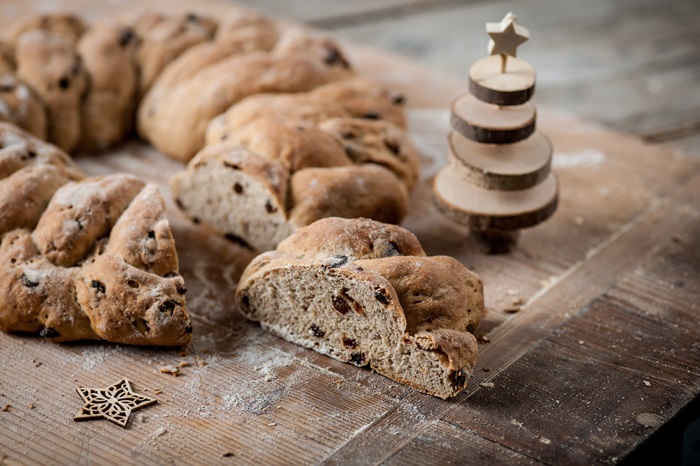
[[477, 334, 490, 343], [643, 380, 651, 387], [178, 361, 190, 368], [482, 367, 491, 372], [539, 436, 552, 444], [28, 402, 35, 409], [268, 422, 277, 427], [503, 304, 522, 313], [480, 382, 495, 389], [2, 404, 10, 411], [578, 340, 584, 345], [154, 389, 163, 395], [198, 360, 207, 367], [159, 366, 181, 377]]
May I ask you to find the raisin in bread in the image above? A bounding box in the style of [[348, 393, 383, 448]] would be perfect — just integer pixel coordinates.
[[236, 217, 485, 399], [0, 168, 191, 346]]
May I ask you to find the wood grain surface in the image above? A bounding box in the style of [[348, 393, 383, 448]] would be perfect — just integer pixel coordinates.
[[1, 1, 699, 465]]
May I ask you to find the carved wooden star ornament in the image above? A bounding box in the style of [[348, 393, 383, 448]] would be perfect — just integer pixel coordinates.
[[487, 12, 530, 59], [74, 379, 157, 427]]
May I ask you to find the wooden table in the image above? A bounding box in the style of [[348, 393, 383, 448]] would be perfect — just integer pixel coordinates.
[[1, 1, 699, 464]]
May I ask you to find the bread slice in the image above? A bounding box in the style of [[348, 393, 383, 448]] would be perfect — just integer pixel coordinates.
[[236, 218, 485, 398], [171, 142, 409, 252], [0, 172, 191, 346]]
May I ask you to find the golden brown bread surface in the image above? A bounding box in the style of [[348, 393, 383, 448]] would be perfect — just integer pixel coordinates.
[[174, 77, 419, 252], [0, 174, 192, 346], [237, 218, 485, 398], [138, 27, 353, 162], [15, 30, 87, 152], [77, 22, 139, 151]]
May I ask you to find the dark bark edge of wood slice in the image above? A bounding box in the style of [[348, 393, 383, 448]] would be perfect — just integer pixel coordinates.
[[433, 171, 559, 231], [469, 79, 535, 106], [450, 110, 536, 145], [448, 154, 551, 191], [468, 55, 536, 106], [448, 131, 552, 191], [434, 190, 559, 231]]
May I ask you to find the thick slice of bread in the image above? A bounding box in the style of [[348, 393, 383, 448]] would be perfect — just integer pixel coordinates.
[[0, 172, 191, 346], [236, 218, 485, 398], [170, 143, 293, 251]]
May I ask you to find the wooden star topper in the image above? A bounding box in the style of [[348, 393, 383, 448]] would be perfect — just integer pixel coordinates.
[[487, 12, 530, 72], [74, 379, 157, 428]]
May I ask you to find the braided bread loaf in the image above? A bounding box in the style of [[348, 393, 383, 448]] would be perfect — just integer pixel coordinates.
[[170, 77, 418, 252], [237, 218, 485, 399], [0, 123, 191, 345], [0, 8, 420, 341]]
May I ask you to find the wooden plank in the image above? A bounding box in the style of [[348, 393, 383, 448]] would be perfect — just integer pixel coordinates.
[[665, 132, 700, 160], [330, 0, 700, 140], [320, 195, 700, 465], [383, 420, 541, 465], [232, 0, 432, 24], [442, 299, 700, 464], [0, 1, 699, 464], [441, 225, 700, 462]]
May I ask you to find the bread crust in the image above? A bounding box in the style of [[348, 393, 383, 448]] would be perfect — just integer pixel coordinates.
[[318, 117, 420, 189], [15, 30, 87, 152], [139, 50, 351, 162], [237, 218, 484, 398], [0, 151, 191, 345], [76, 23, 139, 151]]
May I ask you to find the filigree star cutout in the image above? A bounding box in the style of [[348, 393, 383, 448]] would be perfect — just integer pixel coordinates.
[[487, 12, 530, 58], [74, 379, 157, 428]]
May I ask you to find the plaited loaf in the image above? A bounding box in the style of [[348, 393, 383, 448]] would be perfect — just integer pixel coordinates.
[[0, 173, 192, 346]]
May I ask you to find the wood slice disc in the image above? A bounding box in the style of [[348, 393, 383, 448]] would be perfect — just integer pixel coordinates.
[[448, 130, 552, 191], [451, 94, 536, 144], [433, 169, 558, 231], [469, 55, 536, 106]]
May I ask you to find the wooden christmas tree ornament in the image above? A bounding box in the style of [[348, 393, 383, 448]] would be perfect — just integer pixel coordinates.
[[434, 12, 559, 253]]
